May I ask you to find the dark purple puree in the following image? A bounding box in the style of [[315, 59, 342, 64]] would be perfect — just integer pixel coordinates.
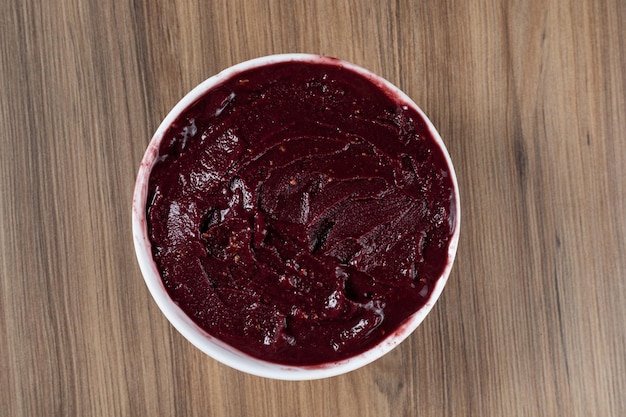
[[147, 60, 456, 366]]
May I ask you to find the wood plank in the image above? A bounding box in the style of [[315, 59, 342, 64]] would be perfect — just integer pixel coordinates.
[[1, 0, 624, 415]]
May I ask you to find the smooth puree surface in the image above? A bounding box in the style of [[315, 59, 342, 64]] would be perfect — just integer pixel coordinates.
[[146, 60, 456, 365]]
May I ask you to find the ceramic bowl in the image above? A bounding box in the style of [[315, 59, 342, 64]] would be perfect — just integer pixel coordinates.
[[132, 54, 460, 380]]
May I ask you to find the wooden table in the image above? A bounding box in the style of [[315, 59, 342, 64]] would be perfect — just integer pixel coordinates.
[[2, 0, 624, 415]]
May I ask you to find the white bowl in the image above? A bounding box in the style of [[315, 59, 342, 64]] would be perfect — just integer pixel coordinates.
[[132, 54, 460, 380]]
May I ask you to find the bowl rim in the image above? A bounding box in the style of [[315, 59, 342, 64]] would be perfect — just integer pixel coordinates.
[[131, 53, 460, 380]]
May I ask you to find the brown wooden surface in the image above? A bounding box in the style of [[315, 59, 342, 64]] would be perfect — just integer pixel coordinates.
[[2, 0, 625, 416]]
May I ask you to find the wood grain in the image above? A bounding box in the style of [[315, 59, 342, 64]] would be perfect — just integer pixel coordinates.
[[1, 0, 624, 415]]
